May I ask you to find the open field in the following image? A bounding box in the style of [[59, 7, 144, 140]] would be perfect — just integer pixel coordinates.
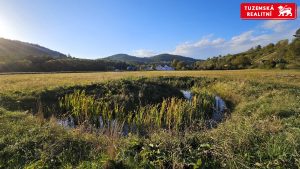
[[0, 70, 300, 168], [1, 69, 300, 93]]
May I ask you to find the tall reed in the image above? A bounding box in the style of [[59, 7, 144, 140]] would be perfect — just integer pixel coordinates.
[[59, 89, 215, 132], [131, 92, 214, 131], [59, 90, 125, 127]]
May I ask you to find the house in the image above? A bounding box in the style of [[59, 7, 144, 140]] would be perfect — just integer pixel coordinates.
[[155, 65, 164, 70], [155, 65, 175, 71], [126, 66, 137, 71], [144, 66, 154, 71]]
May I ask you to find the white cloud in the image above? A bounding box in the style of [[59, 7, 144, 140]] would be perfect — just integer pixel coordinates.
[[131, 49, 157, 57], [171, 19, 299, 59], [212, 38, 225, 44], [230, 31, 253, 45], [262, 20, 288, 32], [172, 36, 226, 57]]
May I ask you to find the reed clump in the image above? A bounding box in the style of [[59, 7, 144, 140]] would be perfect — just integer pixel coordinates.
[[59, 89, 215, 132], [59, 90, 125, 127]]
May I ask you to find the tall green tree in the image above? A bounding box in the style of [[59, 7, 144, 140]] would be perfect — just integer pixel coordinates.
[[171, 59, 179, 68]]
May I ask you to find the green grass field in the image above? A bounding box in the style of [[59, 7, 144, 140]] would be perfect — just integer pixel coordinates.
[[0, 70, 300, 168]]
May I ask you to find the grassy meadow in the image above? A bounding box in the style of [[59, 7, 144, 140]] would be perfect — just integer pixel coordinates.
[[0, 69, 300, 168], [1, 69, 299, 93]]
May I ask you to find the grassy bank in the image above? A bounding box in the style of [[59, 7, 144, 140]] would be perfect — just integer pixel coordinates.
[[0, 70, 299, 168]]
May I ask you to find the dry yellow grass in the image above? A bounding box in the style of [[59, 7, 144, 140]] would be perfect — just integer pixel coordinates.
[[0, 69, 299, 94]]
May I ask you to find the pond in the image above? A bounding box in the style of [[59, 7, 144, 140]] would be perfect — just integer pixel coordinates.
[[57, 89, 228, 132], [180, 90, 227, 127]]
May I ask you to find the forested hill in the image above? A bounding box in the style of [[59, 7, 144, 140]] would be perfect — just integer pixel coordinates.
[[102, 54, 151, 63], [0, 38, 129, 72], [150, 54, 197, 63], [195, 37, 300, 70], [0, 38, 66, 62], [103, 53, 197, 64]]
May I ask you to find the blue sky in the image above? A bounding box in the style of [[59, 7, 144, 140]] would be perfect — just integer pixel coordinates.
[[0, 0, 299, 59]]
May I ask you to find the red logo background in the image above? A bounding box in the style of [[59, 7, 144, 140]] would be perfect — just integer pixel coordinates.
[[241, 3, 297, 20]]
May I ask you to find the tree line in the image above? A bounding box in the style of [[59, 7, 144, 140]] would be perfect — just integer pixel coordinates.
[[194, 37, 300, 70]]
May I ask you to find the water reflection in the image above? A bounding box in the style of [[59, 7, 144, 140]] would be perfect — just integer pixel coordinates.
[[180, 90, 192, 100]]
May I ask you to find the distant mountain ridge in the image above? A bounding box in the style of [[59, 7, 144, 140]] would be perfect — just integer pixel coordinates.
[[0, 38, 197, 64], [0, 38, 66, 62], [102, 53, 197, 64], [1, 34, 298, 71], [102, 54, 151, 63]]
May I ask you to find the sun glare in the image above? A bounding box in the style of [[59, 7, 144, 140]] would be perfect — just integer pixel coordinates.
[[0, 18, 15, 39]]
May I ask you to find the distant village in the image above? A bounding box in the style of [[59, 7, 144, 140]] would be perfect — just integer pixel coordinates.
[[124, 65, 175, 71]]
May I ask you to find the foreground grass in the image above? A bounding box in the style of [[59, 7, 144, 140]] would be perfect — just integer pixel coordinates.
[[0, 70, 300, 168]]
